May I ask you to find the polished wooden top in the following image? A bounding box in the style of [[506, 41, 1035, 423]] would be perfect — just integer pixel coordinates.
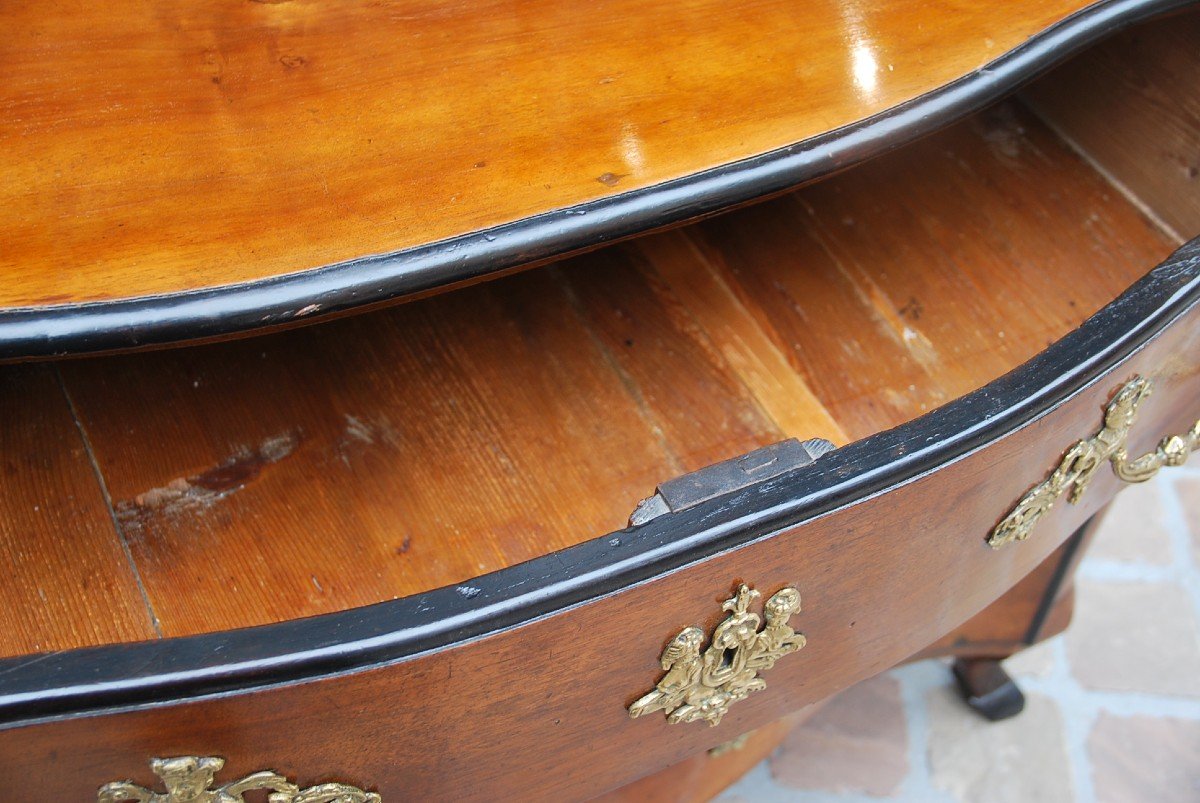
[[0, 0, 1141, 347]]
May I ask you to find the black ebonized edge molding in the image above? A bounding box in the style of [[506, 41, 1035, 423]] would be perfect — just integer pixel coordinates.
[[0, 238, 1197, 728], [0, 0, 1193, 360]]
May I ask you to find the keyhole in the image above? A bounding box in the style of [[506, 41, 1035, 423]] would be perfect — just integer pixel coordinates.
[[720, 647, 737, 668]]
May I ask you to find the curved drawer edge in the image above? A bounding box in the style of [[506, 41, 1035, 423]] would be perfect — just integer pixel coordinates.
[[0, 239, 1196, 728], [0, 0, 1193, 360]]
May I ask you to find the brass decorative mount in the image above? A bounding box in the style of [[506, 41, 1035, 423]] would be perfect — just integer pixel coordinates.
[[990, 376, 1199, 548], [97, 755, 380, 803], [628, 583, 806, 727]]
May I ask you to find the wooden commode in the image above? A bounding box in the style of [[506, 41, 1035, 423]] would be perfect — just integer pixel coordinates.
[[0, 2, 1198, 799]]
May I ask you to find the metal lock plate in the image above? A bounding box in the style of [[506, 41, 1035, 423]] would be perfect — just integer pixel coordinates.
[[628, 438, 835, 526]]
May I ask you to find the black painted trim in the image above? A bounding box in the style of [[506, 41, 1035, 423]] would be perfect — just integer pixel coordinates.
[[1024, 519, 1091, 644], [1, 0, 1194, 360], [0, 239, 1197, 729]]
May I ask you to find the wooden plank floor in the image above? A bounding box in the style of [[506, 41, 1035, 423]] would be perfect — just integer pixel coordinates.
[[0, 365, 158, 654], [0, 100, 1179, 655]]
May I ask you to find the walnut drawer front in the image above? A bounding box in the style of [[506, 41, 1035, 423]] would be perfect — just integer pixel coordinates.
[[0, 239, 1197, 800]]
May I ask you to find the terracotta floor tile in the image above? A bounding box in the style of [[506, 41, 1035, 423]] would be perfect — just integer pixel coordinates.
[[927, 688, 1073, 803], [1088, 481, 1173, 565], [1178, 476, 1200, 567], [768, 673, 908, 796], [1066, 579, 1200, 697], [1004, 638, 1057, 678], [1089, 712, 1200, 803]]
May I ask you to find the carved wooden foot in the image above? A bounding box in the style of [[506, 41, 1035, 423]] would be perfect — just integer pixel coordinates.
[[951, 658, 1026, 721]]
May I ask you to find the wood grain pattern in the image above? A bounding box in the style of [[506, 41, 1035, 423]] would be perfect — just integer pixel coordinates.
[[597, 710, 817, 803], [0, 0, 1112, 312], [1024, 10, 1200, 241], [5, 100, 1168, 647], [677, 103, 1178, 439], [606, 529, 1088, 803], [556, 249, 785, 471], [4, 305, 1196, 799], [0, 366, 155, 658], [637, 230, 851, 446], [632, 528, 1097, 803], [56, 269, 729, 634], [914, 524, 1090, 660], [0, 14, 1195, 797]]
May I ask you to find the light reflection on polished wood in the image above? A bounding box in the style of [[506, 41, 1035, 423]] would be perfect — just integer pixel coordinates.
[[0, 103, 1175, 655], [1, 0, 1097, 309]]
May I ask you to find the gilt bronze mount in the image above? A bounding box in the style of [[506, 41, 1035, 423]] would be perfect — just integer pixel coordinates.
[[629, 584, 806, 727], [97, 755, 380, 803], [990, 376, 1199, 548]]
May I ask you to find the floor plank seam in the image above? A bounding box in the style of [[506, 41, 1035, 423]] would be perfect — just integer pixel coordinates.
[[53, 366, 164, 639]]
